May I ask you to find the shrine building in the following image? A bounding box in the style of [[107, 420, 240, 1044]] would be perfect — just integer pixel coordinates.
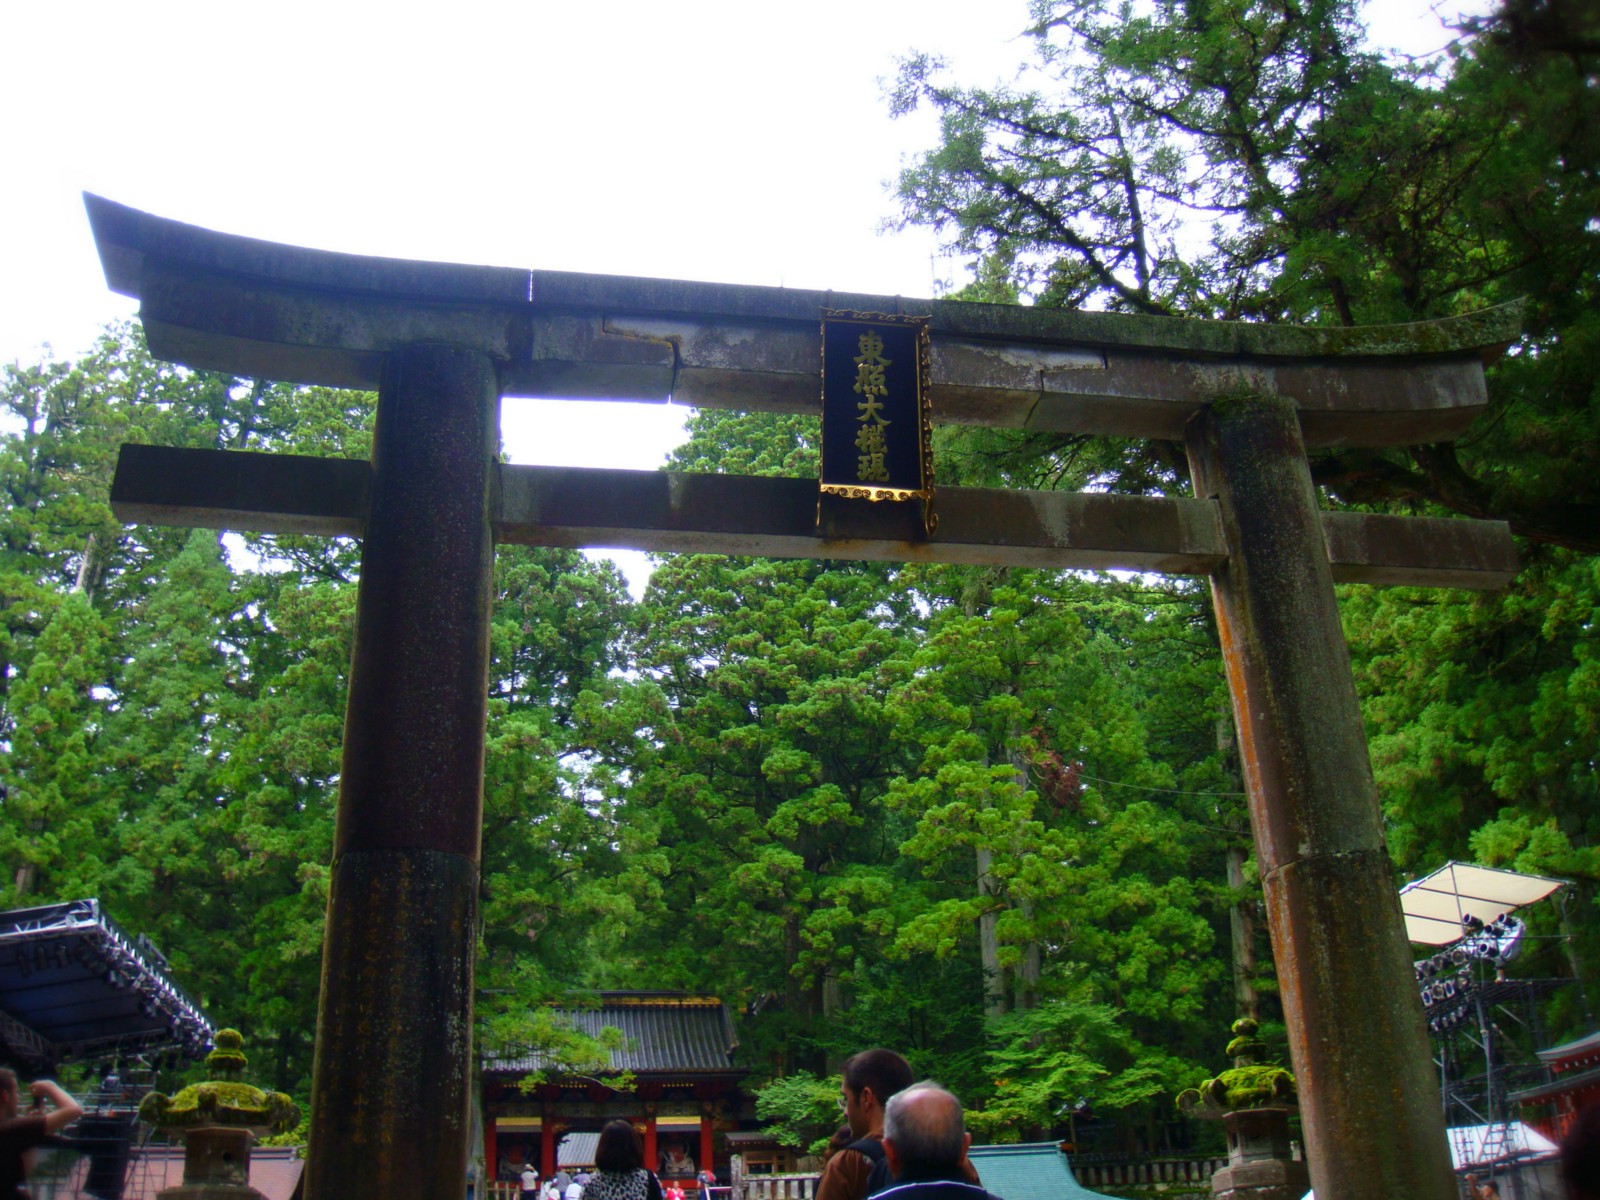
[[482, 992, 748, 1184]]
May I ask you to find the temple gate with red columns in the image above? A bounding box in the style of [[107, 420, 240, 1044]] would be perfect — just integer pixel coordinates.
[[482, 993, 746, 1187]]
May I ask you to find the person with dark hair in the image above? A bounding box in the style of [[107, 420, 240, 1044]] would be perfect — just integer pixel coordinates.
[[584, 1119, 664, 1200], [876, 1085, 1001, 1200], [0, 1068, 83, 1199], [1563, 1100, 1600, 1200], [821, 1124, 855, 1166], [816, 1049, 916, 1200]]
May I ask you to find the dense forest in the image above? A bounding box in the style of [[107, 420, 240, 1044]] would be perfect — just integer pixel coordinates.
[[2, 0, 1596, 1156]]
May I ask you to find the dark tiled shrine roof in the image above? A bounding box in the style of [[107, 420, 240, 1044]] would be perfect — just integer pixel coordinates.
[[487, 992, 739, 1075], [967, 1143, 1132, 1200]]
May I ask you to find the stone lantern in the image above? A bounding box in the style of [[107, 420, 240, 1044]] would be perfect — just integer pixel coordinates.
[[1177, 1018, 1310, 1200], [139, 1028, 300, 1199]]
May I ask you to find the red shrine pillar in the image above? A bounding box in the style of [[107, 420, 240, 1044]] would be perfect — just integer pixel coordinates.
[[304, 346, 500, 1200], [644, 1117, 658, 1176], [542, 1120, 559, 1178], [699, 1115, 714, 1177], [1186, 394, 1456, 1200]]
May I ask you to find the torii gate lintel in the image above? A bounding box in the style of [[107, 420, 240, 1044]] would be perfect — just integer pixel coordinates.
[[86, 194, 1519, 1200]]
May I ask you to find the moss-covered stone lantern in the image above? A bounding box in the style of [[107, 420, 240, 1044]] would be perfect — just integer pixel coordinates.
[[139, 1028, 300, 1199], [1176, 1019, 1309, 1200]]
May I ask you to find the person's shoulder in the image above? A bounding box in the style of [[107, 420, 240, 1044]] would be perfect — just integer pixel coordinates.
[[823, 1144, 875, 1172], [873, 1181, 997, 1200]]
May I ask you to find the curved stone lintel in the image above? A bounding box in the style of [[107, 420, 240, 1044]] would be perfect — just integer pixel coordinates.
[[86, 193, 1521, 447]]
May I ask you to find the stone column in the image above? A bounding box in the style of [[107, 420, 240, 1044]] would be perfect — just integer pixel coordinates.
[[305, 344, 500, 1200], [1185, 394, 1455, 1200]]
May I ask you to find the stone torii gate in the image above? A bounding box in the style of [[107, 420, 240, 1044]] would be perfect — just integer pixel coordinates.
[[84, 194, 1520, 1200]]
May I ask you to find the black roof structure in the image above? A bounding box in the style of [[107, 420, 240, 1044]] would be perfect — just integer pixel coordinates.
[[0, 899, 213, 1071], [485, 992, 740, 1076]]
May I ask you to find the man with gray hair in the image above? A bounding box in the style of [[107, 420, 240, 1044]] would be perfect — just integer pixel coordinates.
[[876, 1084, 1001, 1200]]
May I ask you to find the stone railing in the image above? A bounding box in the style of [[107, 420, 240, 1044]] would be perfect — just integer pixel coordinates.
[[735, 1173, 818, 1200], [1071, 1155, 1228, 1190]]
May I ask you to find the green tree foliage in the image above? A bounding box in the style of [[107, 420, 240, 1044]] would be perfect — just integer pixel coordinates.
[[752, 1071, 842, 1155], [586, 409, 1248, 1140], [0, 327, 638, 1100], [891, 0, 1600, 552], [889, 0, 1600, 1083]]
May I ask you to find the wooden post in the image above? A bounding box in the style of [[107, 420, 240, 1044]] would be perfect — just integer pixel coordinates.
[[304, 344, 500, 1200], [1186, 393, 1456, 1200], [542, 1119, 558, 1179]]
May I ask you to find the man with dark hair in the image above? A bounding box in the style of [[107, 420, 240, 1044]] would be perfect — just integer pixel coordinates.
[[877, 1085, 1000, 1200], [816, 1049, 915, 1200], [1, 1067, 83, 1198]]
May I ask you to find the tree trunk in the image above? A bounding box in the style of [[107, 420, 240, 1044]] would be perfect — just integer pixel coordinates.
[[1010, 744, 1041, 1010], [1218, 713, 1259, 1021], [1227, 844, 1259, 1021], [822, 973, 843, 1018], [977, 844, 1006, 1022], [73, 532, 103, 599]]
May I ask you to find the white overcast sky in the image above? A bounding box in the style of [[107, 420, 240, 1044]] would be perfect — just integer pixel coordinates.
[[1, 0, 1485, 591]]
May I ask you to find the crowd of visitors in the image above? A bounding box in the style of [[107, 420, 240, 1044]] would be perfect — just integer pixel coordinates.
[[504, 1050, 996, 1200], [812, 1044, 1600, 1200], [5, 1047, 1600, 1198]]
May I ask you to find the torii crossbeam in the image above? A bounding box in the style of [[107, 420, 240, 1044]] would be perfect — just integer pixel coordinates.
[[85, 194, 1522, 1200]]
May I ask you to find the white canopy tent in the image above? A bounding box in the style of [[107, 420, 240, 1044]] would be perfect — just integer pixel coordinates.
[[1400, 861, 1567, 946]]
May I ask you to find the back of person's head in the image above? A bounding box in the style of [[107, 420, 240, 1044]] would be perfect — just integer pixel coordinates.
[[822, 1123, 855, 1164], [596, 1119, 645, 1174], [1564, 1101, 1600, 1200], [883, 1083, 966, 1171], [842, 1048, 914, 1105]]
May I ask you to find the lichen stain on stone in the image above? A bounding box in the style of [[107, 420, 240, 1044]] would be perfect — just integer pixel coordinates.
[[1026, 490, 1073, 549]]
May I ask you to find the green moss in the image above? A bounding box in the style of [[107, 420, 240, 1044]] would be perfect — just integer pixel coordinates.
[[1212, 1065, 1296, 1109], [139, 1081, 300, 1134], [1177, 1017, 1297, 1116], [206, 1028, 248, 1079], [137, 1027, 300, 1135], [1226, 1035, 1267, 1060]]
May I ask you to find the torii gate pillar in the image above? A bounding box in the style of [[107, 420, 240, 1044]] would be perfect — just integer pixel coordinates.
[[306, 345, 499, 1197], [1187, 394, 1455, 1197]]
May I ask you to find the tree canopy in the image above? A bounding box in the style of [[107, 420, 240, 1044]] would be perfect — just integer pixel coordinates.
[[891, 0, 1600, 554]]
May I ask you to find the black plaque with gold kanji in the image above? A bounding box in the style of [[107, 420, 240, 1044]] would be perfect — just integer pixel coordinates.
[[819, 311, 934, 532]]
